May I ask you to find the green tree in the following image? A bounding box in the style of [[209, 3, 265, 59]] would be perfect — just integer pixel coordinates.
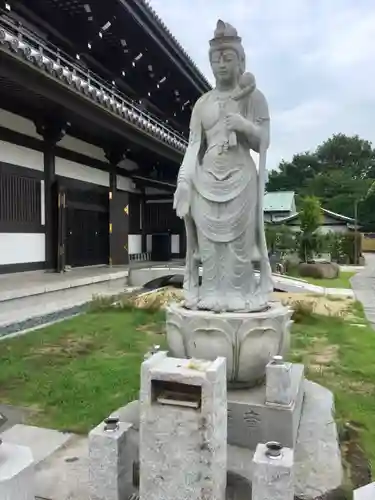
[[316, 133, 375, 179], [267, 153, 321, 193], [267, 134, 375, 219], [298, 197, 322, 262]]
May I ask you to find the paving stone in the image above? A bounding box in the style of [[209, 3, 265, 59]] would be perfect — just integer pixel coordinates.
[[294, 381, 343, 499], [351, 254, 375, 330], [1, 424, 73, 465]]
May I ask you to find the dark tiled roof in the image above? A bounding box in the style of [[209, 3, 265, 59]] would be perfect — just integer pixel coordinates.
[[139, 0, 211, 89]]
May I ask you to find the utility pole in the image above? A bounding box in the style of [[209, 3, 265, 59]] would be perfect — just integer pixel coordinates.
[[354, 199, 359, 265]]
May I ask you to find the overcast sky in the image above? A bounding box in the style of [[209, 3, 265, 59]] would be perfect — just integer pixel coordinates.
[[148, 0, 375, 171]]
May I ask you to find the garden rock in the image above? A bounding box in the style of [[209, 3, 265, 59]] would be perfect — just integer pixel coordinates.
[[298, 262, 339, 279]]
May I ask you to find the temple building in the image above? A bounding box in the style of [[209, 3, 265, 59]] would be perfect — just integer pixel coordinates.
[[0, 0, 210, 273]]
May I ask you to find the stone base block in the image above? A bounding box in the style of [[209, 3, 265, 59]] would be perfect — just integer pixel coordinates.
[[228, 381, 343, 500], [228, 364, 304, 450], [166, 301, 293, 388], [112, 380, 343, 500], [0, 442, 34, 500], [89, 419, 135, 500]]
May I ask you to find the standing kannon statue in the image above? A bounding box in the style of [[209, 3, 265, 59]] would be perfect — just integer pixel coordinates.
[[173, 20, 273, 313]]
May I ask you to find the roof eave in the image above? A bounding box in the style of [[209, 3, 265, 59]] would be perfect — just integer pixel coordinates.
[[127, 0, 211, 94]]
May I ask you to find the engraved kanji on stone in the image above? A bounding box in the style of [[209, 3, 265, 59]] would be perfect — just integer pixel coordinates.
[[243, 409, 260, 428]]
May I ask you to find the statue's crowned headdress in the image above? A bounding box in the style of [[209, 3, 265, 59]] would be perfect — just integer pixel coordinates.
[[209, 20, 246, 72], [209, 20, 242, 49]]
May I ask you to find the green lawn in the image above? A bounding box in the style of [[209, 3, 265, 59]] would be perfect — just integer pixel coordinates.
[[0, 307, 166, 433], [303, 271, 355, 289], [291, 302, 375, 478], [0, 298, 374, 484]]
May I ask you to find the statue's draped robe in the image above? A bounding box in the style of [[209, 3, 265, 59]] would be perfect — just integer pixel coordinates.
[[178, 88, 270, 312]]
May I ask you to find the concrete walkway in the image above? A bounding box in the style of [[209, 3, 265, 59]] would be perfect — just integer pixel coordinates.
[[351, 253, 375, 328]]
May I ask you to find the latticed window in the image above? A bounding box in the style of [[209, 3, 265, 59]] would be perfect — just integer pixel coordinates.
[[0, 165, 42, 231]]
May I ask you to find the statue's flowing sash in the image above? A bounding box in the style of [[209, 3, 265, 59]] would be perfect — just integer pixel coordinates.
[[257, 143, 273, 295]]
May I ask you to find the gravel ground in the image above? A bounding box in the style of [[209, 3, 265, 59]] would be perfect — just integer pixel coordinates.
[[0, 303, 89, 340]]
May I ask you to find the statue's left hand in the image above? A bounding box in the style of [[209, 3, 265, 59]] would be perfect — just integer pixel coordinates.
[[226, 113, 246, 133]]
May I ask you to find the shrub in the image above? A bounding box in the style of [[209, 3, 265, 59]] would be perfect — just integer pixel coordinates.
[[265, 224, 297, 254], [340, 231, 362, 264], [298, 197, 323, 262]]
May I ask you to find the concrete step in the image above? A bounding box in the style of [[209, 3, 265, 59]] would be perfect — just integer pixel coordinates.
[[0, 270, 129, 333]]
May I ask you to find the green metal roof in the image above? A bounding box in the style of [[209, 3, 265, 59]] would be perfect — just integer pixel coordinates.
[[264, 191, 295, 212]]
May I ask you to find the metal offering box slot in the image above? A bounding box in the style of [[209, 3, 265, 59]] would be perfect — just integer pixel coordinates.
[[151, 380, 202, 410]]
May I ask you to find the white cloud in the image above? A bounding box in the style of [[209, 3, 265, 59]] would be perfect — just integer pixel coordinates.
[[148, 0, 375, 170]]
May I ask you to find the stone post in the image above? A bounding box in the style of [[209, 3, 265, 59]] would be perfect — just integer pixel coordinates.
[[0, 441, 34, 500], [89, 417, 133, 500], [139, 352, 227, 500], [266, 355, 293, 406], [252, 442, 294, 500]]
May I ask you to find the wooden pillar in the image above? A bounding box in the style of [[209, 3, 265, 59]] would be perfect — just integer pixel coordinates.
[[35, 119, 68, 272], [108, 163, 117, 267], [140, 189, 147, 255], [105, 149, 129, 266]]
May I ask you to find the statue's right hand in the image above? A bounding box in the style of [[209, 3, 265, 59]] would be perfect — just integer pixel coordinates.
[[173, 182, 190, 218]]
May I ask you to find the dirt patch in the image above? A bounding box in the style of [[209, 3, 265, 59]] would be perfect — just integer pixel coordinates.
[[312, 343, 339, 365], [340, 422, 372, 490], [136, 322, 165, 336], [28, 335, 95, 358], [304, 340, 339, 374], [347, 381, 375, 396]]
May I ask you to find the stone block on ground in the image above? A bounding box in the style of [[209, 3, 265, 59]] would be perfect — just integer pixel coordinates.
[[227, 364, 304, 450], [294, 381, 343, 499], [252, 442, 294, 500], [0, 442, 34, 500], [139, 352, 227, 500], [89, 419, 134, 500]]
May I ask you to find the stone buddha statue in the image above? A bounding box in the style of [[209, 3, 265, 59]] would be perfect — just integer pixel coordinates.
[[174, 20, 273, 313]]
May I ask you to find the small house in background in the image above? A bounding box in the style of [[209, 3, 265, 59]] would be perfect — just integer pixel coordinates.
[[273, 208, 356, 234], [263, 191, 297, 222]]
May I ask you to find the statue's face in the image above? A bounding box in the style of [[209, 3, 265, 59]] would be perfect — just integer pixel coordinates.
[[210, 48, 240, 85]]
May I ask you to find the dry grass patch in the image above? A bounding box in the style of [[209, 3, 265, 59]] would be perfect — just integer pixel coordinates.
[[274, 292, 354, 319], [136, 322, 165, 336], [28, 335, 95, 359], [133, 288, 183, 309]]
